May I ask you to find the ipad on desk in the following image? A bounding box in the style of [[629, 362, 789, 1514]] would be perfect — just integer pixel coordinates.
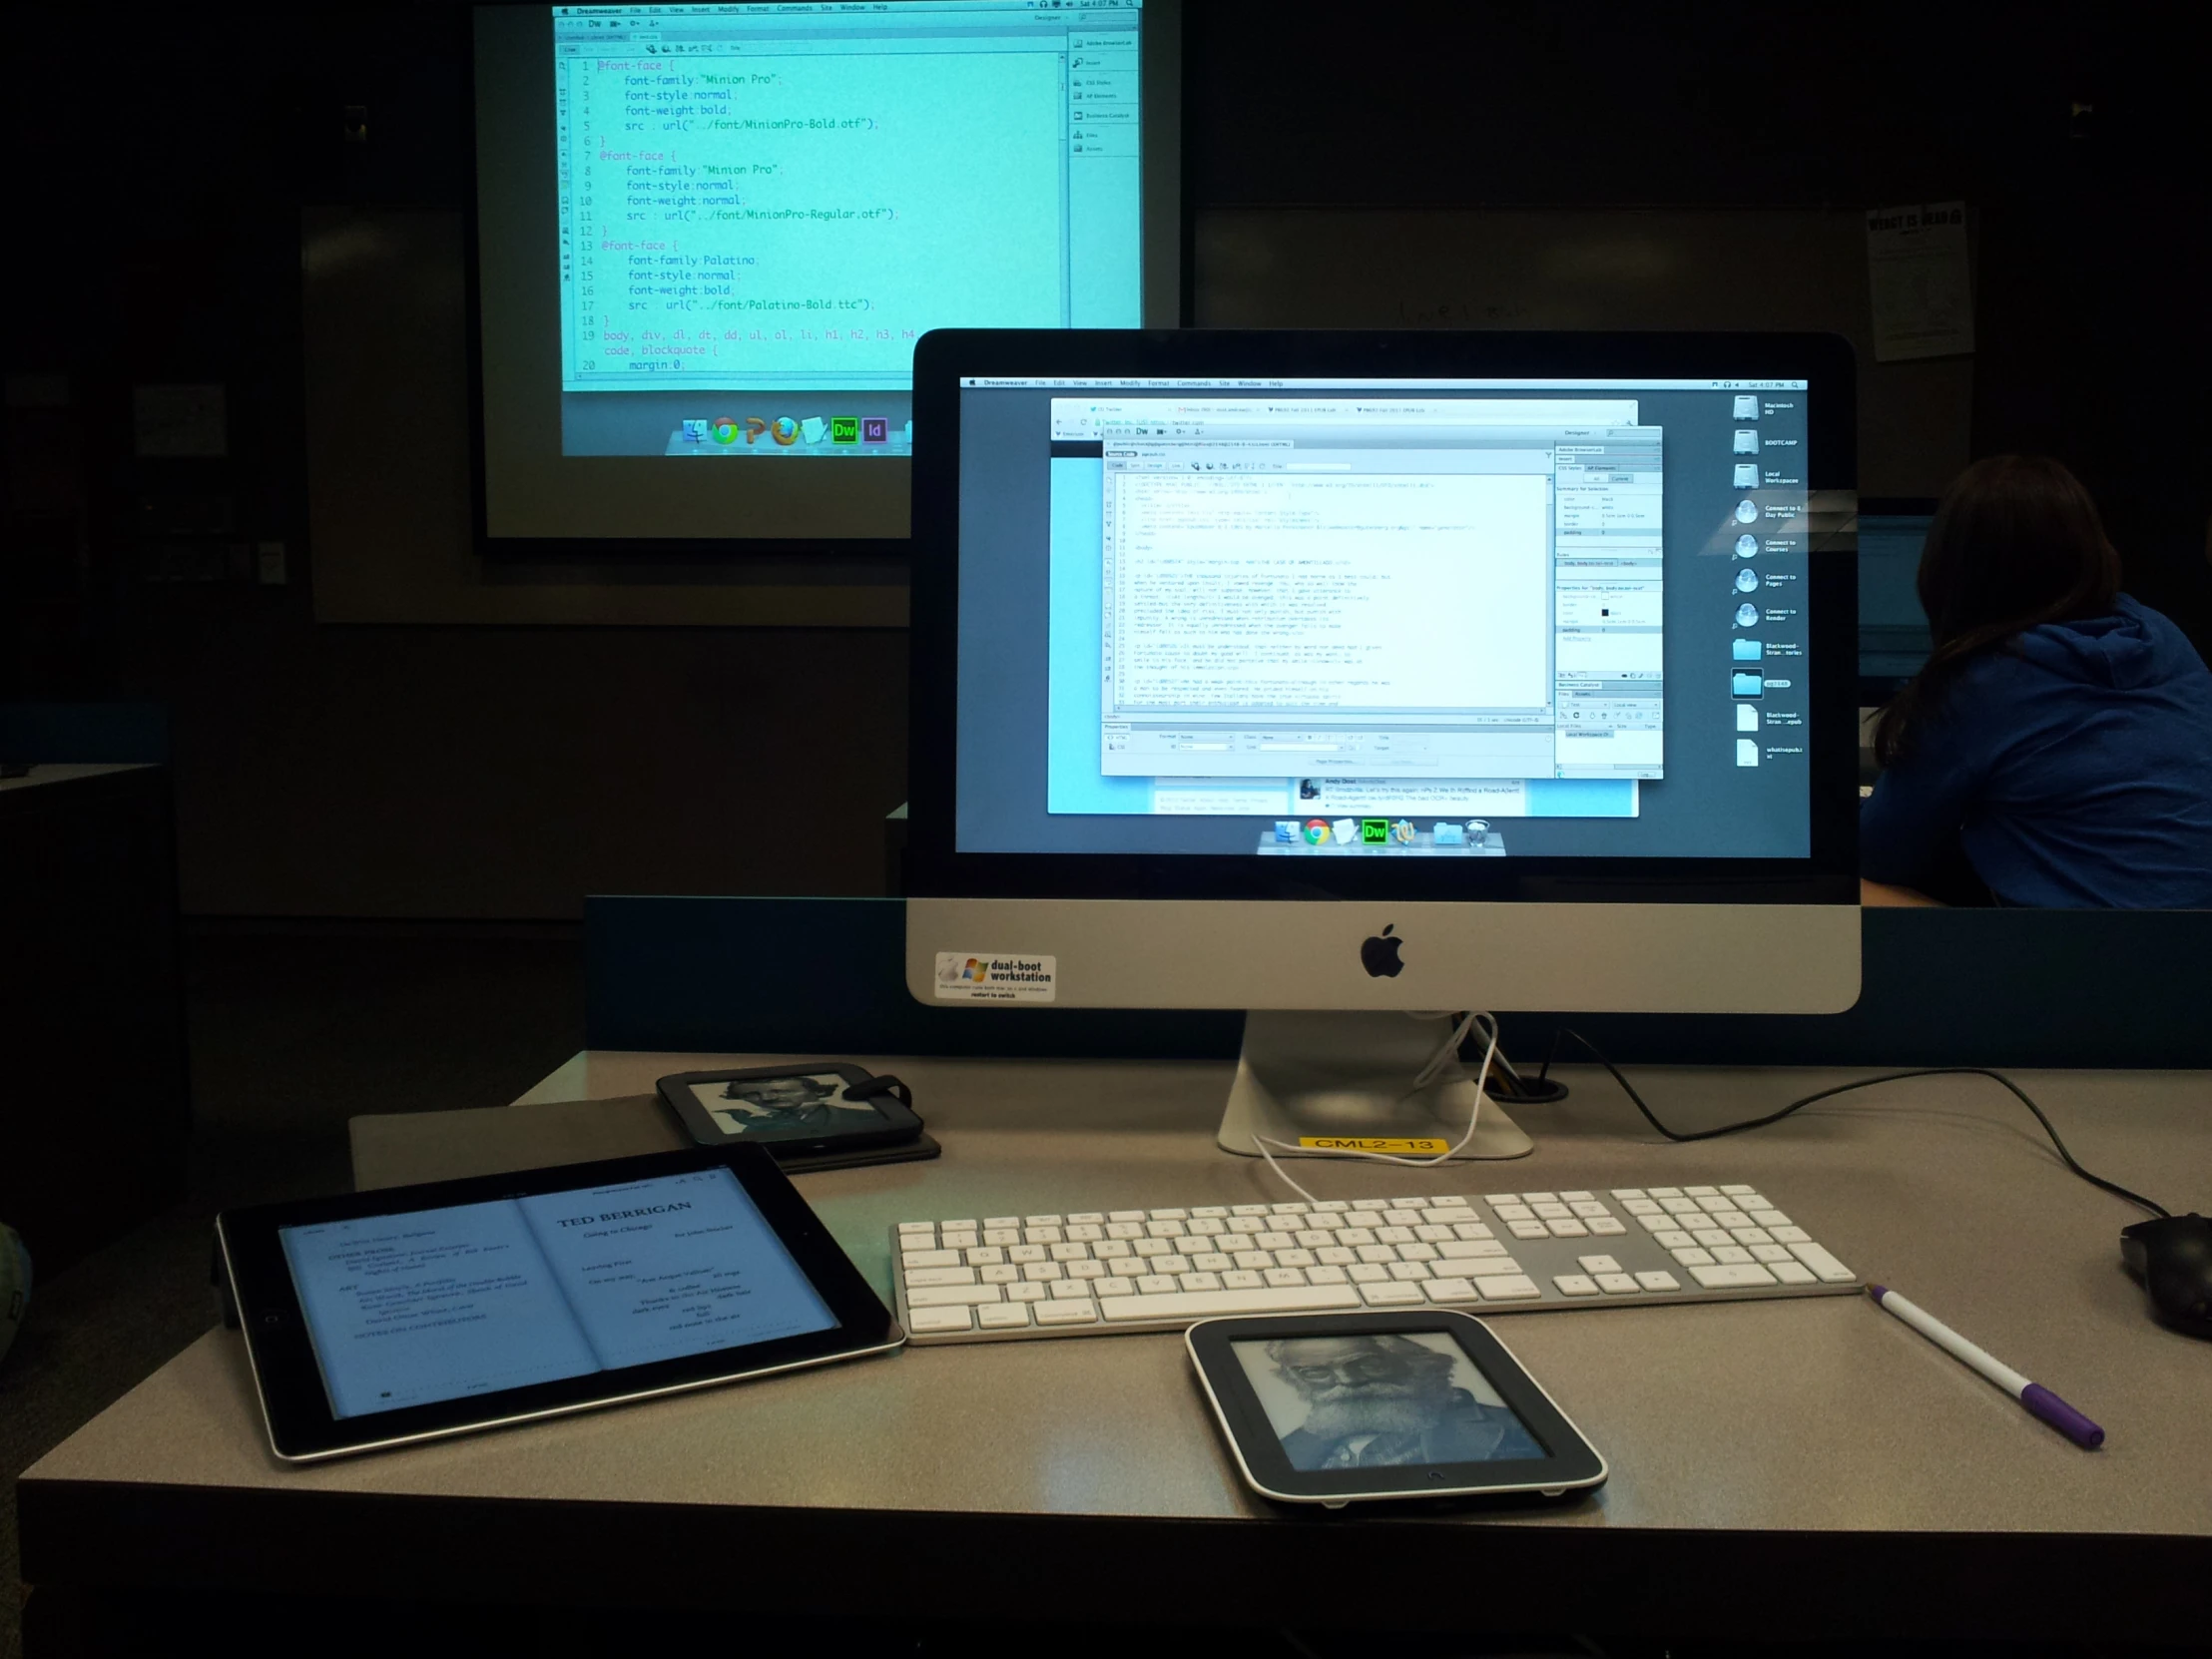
[[217, 1145, 902, 1462]]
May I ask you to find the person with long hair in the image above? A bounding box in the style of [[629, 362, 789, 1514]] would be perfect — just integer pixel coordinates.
[[1861, 456, 2212, 907]]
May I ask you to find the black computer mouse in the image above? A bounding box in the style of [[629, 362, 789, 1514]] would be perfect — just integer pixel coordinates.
[[2119, 1214, 2212, 1339]]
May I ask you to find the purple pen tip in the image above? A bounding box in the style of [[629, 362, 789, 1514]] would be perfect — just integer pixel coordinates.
[[1868, 1284, 1887, 1301]]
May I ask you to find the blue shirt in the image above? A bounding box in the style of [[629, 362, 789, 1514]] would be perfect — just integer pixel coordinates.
[[1861, 597, 2212, 908]]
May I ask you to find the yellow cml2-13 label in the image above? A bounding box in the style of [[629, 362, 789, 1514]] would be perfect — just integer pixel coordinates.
[[1298, 1136, 1447, 1155]]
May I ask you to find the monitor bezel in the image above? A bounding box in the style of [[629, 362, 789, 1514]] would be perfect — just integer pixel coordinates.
[[907, 328, 1859, 905]]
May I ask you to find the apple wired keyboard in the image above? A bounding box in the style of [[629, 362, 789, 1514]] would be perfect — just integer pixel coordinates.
[[890, 1184, 1860, 1343]]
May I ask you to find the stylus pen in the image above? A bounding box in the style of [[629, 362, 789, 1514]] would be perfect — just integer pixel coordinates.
[[1868, 1285, 2103, 1449]]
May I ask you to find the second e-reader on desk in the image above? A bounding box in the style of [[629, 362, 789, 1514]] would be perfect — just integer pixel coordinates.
[[20, 1051, 2212, 1646]]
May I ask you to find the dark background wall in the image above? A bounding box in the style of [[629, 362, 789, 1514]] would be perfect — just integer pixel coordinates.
[[5, 2, 2206, 918]]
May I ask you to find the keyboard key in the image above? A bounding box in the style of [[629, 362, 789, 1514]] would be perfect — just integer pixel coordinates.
[[1439, 1239, 1506, 1260], [1222, 1270, 1263, 1290], [1348, 1264, 1388, 1283], [1520, 1192, 1558, 1204], [1684, 1186, 1718, 1197], [1009, 1245, 1047, 1264], [1559, 1190, 1594, 1202], [1354, 1198, 1392, 1211], [1356, 1245, 1396, 1264], [1577, 1255, 1622, 1275], [1474, 1275, 1540, 1301], [965, 1247, 1004, 1266], [1451, 1222, 1495, 1241], [897, 1221, 936, 1235], [1232, 1204, 1271, 1216], [1610, 1188, 1647, 1199], [1413, 1224, 1455, 1242], [1263, 1268, 1307, 1288], [1151, 1208, 1189, 1221], [1093, 1239, 1132, 1259], [1710, 1245, 1755, 1265], [1049, 1242, 1089, 1262], [909, 1285, 1003, 1307], [1276, 1248, 1317, 1268], [1065, 1224, 1104, 1242], [1316, 1246, 1357, 1265], [1336, 1228, 1377, 1247], [1361, 1283, 1423, 1307], [1256, 1232, 1295, 1252], [1424, 1278, 1478, 1303], [1099, 1285, 1364, 1322], [1689, 1262, 1780, 1289], [982, 1229, 1021, 1246], [1108, 1210, 1145, 1223], [1621, 1198, 1662, 1215], [1397, 1242, 1437, 1262], [1190, 1253, 1233, 1274], [1570, 1201, 1611, 1218], [1036, 1301, 1099, 1325], [1647, 1186, 1682, 1198], [1720, 1184, 1754, 1195], [1751, 1244, 1793, 1264], [1375, 1226, 1414, 1244], [1531, 1202, 1572, 1219], [1154, 1256, 1193, 1276], [1007, 1282, 1047, 1303], [1546, 1219, 1589, 1238], [1693, 1229, 1733, 1247], [1307, 1265, 1349, 1285], [1787, 1241, 1856, 1283], [1642, 1216, 1679, 1235], [1635, 1270, 1681, 1292], [1660, 1197, 1701, 1215], [1588, 1218, 1627, 1236], [1236, 1250, 1275, 1271], [905, 1267, 977, 1287], [910, 1306, 974, 1333], [1508, 1221, 1550, 1240], [1094, 1277, 1135, 1298], [1272, 1202, 1311, 1215], [1067, 1212, 1106, 1225], [902, 1248, 960, 1269], [1024, 1226, 1063, 1244], [1179, 1272, 1224, 1292], [1770, 1261, 1818, 1285], [976, 1303, 1031, 1330], [1051, 1280, 1093, 1300], [1136, 1275, 1177, 1296], [1145, 1220, 1185, 1238], [1595, 1273, 1640, 1295], [1730, 1227, 1774, 1245], [1021, 1263, 1061, 1281], [1387, 1261, 1430, 1282], [1750, 1209, 1791, 1228], [1696, 1195, 1734, 1213], [944, 1219, 980, 1232], [1654, 1230, 1694, 1250], [1552, 1275, 1600, 1298], [1771, 1226, 1810, 1244], [1671, 1247, 1716, 1267], [981, 1264, 1019, 1284], [1492, 1204, 1535, 1222]]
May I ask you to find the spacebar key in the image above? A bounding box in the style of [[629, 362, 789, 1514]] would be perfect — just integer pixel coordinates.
[[1098, 1285, 1364, 1322]]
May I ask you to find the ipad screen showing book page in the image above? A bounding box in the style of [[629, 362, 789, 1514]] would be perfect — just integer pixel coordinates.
[[278, 1167, 837, 1418]]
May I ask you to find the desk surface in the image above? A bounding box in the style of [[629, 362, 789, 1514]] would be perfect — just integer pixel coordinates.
[[23, 1054, 2212, 1640]]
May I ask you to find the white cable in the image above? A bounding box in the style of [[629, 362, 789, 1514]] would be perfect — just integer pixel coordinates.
[[1253, 1010, 1502, 1201]]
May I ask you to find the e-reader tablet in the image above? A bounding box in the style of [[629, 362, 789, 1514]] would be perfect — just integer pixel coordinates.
[[658, 1062, 925, 1157], [1186, 1310, 1607, 1507], [217, 1145, 901, 1462]]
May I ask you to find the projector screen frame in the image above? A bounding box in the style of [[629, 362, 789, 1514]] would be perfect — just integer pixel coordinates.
[[465, 0, 1185, 563]]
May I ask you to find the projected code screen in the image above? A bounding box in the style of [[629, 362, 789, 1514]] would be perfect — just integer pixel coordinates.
[[553, 0, 1145, 459]]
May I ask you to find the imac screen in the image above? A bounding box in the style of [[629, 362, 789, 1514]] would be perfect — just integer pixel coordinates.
[[952, 371, 1820, 859]]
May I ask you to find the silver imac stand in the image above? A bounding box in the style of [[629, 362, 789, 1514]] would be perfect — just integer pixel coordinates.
[[1217, 1011, 1534, 1162]]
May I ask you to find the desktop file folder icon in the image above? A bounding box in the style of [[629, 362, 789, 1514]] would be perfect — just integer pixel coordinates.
[[1732, 672, 1764, 698], [1733, 638, 1764, 662], [1733, 394, 1761, 420], [1737, 703, 1761, 732], [1732, 462, 1761, 488], [1737, 739, 1761, 767], [1733, 429, 1760, 454]]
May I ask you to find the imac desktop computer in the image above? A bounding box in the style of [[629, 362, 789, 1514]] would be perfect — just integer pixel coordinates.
[[902, 329, 1862, 1161]]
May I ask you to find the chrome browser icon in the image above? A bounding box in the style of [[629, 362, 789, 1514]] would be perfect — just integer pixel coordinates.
[[1302, 819, 1331, 845]]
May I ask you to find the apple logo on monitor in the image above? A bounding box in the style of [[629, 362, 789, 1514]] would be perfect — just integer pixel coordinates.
[[1361, 923, 1405, 978]]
